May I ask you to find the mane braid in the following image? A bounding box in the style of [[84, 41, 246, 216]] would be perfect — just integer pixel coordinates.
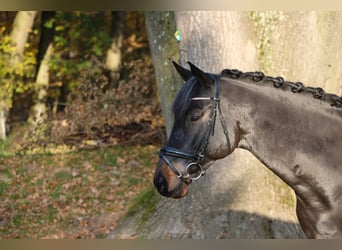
[[221, 69, 342, 108]]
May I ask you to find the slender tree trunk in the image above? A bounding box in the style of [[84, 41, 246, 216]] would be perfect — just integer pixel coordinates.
[[0, 11, 36, 140], [29, 11, 55, 127], [104, 11, 125, 89], [0, 110, 6, 140], [145, 11, 181, 136]]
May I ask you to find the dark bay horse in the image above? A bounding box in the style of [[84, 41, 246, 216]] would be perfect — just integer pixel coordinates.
[[154, 61, 342, 239]]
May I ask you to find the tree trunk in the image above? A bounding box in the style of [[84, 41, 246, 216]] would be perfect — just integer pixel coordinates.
[[29, 11, 55, 127], [9, 11, 37, 64], [104, 11, 125, 89], [0, 110, 6, 141], [109, 11, 342, 239], [0, 11, 37, 140], [261, 11, 342, 96], [145, 11, 181, 136]]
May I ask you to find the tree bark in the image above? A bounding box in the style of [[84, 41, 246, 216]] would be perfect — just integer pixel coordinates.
[[145, 11, 181, 136], [29, 11, 55, 127], [0, 11, 37, 140], [109, 11, 342, 239], [263, 11, 342, 96]]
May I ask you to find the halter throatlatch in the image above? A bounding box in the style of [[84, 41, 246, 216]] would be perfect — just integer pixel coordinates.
[[158, 75, 231, 182]]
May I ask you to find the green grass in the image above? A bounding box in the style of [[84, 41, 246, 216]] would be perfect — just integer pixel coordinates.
[[0, 139, 14, 157], [54, 171, 72, 182], [12, 214, 22, 228], [128, 177, 138, 186], [35, 179, 44, 186], [0, 182, 7, 196], [126, 187, 161, 226], [51, 185, 62, 200]]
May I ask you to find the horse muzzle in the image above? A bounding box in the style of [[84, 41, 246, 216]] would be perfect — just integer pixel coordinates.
[[158, 146, 206, 181], [153, 158, 190, 199]]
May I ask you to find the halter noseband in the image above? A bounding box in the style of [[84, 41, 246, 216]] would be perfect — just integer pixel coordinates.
[[158, 75, 231, 182]]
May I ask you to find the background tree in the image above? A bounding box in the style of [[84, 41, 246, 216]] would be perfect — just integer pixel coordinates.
[[29, 11, 56, 127], [9, 11, 37, 65], [0, 11, 36, 140], [104, 11, 125, 89]]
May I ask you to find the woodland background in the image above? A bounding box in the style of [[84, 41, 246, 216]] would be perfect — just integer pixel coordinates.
[[0, 11, 163, 147], [0, 11, 164, 238]]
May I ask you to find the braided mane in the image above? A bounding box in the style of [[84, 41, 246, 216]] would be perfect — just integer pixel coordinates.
[[221, 69, 342, 109]]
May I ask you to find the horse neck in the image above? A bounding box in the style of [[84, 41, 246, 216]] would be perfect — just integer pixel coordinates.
[[221, 77, 342, 192]]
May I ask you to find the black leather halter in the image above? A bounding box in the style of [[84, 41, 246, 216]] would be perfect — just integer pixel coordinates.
[[158, 75, 231, 182]]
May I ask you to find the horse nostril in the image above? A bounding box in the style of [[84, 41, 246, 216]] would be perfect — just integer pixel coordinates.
[[154, 173, 169, 196]]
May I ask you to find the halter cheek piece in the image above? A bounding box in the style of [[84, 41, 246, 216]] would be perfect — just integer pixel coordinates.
[[158, 75, 231, 183]]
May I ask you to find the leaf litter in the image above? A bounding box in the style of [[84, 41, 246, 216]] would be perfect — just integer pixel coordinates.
[[0, 144, 158, 238]]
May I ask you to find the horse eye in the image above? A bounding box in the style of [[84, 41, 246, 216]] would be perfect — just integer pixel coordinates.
[[190, 115, 200, 122]]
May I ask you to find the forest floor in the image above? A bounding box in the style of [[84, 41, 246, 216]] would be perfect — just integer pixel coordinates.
[[0, 134, 160, 239]]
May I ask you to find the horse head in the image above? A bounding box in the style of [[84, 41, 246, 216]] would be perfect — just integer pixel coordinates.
[[154, 62, 236, 198]]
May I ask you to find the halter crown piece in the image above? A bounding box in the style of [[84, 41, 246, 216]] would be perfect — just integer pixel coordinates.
[[158, 74, 231, 183]]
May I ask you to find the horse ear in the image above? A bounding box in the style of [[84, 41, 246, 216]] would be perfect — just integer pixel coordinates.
[[172, 61, 193, 81], [188, 61, 213, 88]]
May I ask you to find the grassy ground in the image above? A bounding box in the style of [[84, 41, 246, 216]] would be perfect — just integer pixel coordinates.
[[0, 143, 159, 239]]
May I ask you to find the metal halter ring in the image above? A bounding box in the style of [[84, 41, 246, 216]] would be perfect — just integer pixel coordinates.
[[184, 162, 205, 180]]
